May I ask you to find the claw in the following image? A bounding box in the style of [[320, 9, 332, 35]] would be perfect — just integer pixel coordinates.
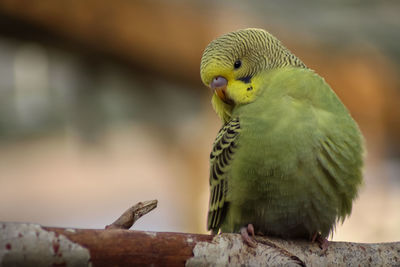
[[311, 232, 318, 243], [312, 233, 330, 252], [240, 224, 257, 248], [247, 224, 255, 238]]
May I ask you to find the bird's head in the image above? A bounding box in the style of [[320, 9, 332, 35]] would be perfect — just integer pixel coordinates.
[[200, 28, 305, 122]]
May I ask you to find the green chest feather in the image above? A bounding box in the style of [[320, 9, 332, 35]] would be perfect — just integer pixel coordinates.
[[207, 68, 364, 238]]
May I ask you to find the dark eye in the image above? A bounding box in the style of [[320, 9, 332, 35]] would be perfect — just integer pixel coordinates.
[[234, 60, 242, 69]]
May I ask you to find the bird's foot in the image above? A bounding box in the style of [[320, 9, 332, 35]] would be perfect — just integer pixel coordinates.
[[240, 224, 257, 248], [312, 233, 329, 252]]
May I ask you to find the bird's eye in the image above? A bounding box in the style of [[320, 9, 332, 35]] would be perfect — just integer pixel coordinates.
[[234, 60, 242, 69]]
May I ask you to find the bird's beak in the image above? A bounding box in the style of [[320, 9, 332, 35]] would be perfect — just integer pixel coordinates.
[[210, 76, 231, 104]]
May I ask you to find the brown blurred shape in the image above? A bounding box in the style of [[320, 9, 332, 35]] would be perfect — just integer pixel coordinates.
[[0, 0, 214, 83], [1, 0, 399, 145], [0, 0, 399, 241]]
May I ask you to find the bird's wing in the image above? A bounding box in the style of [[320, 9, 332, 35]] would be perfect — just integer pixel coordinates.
[[207, 117, 241, 232]]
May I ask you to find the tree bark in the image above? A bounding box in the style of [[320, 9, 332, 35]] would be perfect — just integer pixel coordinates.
[[1, 222, 399, 266], [105, 200, 158, 230]]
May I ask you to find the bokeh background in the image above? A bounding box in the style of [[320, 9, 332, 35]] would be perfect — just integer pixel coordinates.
[[0, 0, 399, 243]]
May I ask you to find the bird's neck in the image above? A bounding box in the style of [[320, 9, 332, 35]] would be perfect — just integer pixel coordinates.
[[212, 94, 233, 124]]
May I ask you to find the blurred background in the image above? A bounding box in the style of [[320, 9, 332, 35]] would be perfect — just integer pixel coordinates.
[[0, 0, 399, 243]]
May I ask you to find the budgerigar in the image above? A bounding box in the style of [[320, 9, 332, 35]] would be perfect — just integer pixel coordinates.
[[200, 28, 364, 247]]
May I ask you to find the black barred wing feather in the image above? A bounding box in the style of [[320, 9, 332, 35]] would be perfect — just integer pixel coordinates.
[[207, 118, 241, 232]]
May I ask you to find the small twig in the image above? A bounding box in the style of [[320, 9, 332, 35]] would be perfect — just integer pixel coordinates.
[[105, 200, 158, 230]]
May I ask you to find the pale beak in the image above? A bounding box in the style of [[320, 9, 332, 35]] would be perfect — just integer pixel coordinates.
[[210, 76, 231, 104]]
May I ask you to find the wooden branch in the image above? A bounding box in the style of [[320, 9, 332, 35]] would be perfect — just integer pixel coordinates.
[[1, 222, 399, 266], [105, 200, 157, 230]]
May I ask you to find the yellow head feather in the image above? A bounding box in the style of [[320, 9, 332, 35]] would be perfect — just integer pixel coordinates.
[[200, 28, 306, 123]]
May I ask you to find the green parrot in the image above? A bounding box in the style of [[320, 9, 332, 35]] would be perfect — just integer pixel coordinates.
[[200, 28, 364, 247]]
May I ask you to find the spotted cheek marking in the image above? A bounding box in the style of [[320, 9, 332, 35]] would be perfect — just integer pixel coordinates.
[[245, 85, 257, 102]]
